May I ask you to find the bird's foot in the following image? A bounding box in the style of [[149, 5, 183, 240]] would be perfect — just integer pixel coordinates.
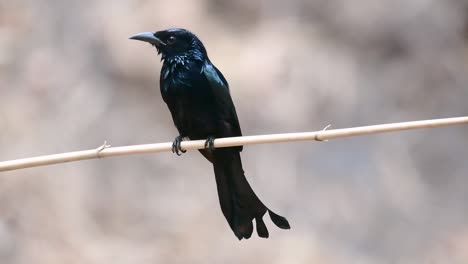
[[172, 135, 186, 156], [204, 136, 216, 152]]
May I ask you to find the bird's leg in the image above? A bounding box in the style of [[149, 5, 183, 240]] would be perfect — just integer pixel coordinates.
[[204, 136, 216, 152], [172, 135, 187, 156]]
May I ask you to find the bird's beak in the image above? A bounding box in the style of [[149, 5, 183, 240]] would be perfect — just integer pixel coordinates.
[[129, 32, 166, 46]]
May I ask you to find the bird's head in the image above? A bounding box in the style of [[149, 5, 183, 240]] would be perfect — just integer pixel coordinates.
[[129, 28, 207, 62]]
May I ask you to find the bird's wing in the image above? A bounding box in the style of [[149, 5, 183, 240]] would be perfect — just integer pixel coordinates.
[[202, 61, 243, 139]]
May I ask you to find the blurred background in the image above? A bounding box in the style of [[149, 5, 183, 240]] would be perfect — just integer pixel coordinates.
[[1, 0, 468, 263]]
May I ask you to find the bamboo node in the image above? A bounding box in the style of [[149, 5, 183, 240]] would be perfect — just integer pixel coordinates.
[[315, 124, 331, 142], [96, 141, 111, 158]]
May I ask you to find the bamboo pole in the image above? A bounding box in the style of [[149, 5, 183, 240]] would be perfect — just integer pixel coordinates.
[[1, 116, 467, 172]]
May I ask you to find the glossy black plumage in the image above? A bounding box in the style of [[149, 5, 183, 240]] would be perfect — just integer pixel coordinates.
[[130, 28, 290, 239]]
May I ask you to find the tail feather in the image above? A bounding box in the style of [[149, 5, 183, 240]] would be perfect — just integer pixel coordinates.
[[255, 217, 269, 238], [237, 221, 253, 240], [211, 147, 289, 239], [268, 210, 291, 229]]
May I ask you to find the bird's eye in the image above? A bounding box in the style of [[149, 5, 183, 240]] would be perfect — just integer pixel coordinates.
[[167, 36, 176, 45]]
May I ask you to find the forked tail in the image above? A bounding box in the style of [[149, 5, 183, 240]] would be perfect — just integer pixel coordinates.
[[211, 148, 290, 239]]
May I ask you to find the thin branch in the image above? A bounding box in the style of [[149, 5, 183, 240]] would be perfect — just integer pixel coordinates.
[[1, 116, 467, 172]]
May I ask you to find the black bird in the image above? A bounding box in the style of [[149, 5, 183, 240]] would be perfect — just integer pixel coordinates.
[[130, 28, 290, 239]]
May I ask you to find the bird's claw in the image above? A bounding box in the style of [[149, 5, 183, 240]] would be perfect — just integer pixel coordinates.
[[172, 136, 186, 156], [204, 136, 216, 152]]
